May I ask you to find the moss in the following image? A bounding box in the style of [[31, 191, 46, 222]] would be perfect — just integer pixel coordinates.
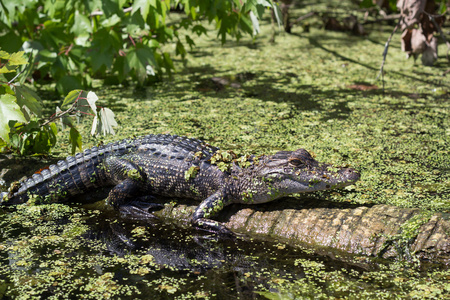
[[184, 166, 200, 181], [378, 210, 434, 260], [1, 0, 449, 298]]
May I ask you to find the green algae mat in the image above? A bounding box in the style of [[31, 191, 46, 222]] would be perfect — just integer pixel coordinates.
[[1, 6, 449, 300]]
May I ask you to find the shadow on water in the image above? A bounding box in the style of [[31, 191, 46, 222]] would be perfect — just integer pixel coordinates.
[[174, 67, 363, 121], [76, 206, 379, 298], [173, 61, 448, 123], [0, 195, 381, 299], [306, 37, 450, 88], [0, 155, 61, 185]]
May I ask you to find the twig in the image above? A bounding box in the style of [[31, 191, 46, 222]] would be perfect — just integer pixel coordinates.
[[376, 16, 402, 91], [40, 92, 82, 127], [90, 7, 133, 17], [376, 0, 407, 92], [290, 11, 316, 26], [362, 13, 401, 25], [7, 68, 27, 85]]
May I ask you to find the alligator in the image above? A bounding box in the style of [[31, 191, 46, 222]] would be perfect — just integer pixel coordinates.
[[0, 134, 360, 235]]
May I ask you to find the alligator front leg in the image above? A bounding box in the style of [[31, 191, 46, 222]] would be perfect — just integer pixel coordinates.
[[191, 189, 234, 236]]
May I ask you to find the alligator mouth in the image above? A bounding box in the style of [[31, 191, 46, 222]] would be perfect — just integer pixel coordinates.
[[325, 167, 361, 189], [338, 167, 361, 183], [306, 167, 361, 191]]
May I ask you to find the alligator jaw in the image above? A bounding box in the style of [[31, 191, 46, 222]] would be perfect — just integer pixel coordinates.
[[304, 165, 361, 192]]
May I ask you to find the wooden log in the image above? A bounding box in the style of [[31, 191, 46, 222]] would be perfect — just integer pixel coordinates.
[[154, 199, 449, 263]]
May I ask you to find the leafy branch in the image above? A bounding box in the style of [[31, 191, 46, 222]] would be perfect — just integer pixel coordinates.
[[0, 50, 117, 155], [0, 0, 275, 95]]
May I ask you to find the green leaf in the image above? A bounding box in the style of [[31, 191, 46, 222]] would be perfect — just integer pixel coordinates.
[[9, 130, 21, 150], [239, 14, 253, 36], [132, 0, 150, 20], [38, 49, 58, 60], [69, 127, 82, 155], [69, 90, 91, 115], [0, 31, 22, 53], [56, 76, 83, 95], [32, 129, 50, 154], [0, 138, 6, 152], [101, 14, 122, 27], [192, 25, 207, 36], [0, 64, 18, 74], [127, 44, 157, 84], [101, 0, 123, 18], [43, 0, 66, 18], [71, 11, 93, 35], [438, 2, 447, 15], [163, 52, 174, 71], [0, 50, 9, 59], [14, 85, 43, 118], [112, 55, 127, 82], [89, 48, 114, 72], [8, 51, 28, 66], [359, 0, 376, 8], [217, 13, 239, 44], [17, 49, 38, 85], [49, 122, 57, 139], [0, 94, 26, 144], [19, 131, 31, 155], [176, 40, 186, 58], [256, 0, 272, 7], [88, 28, 121, 71], [185, 35, 195, 50], [8, 120, 58, 155], [61, 90, 82, 109]]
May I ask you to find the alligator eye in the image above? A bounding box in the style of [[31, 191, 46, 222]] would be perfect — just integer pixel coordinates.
[[288, 157, 304, 166]]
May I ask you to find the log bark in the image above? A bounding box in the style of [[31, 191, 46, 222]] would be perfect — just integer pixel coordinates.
[[154, 199, 450, 263]]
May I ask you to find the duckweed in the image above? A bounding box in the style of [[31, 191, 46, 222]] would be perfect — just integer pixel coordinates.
[[1, 1, 449, 298]]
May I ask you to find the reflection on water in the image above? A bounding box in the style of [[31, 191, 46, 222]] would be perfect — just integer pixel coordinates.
[[0, 204, 446, 299]]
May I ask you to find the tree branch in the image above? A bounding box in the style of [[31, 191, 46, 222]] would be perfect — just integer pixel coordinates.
[[290, 11, 316, 26], [362, 13, 401, 25], [40, 93, 81, 127]]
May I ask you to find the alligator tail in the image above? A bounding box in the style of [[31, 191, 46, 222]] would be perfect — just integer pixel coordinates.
[[1, 140, 138, 206]]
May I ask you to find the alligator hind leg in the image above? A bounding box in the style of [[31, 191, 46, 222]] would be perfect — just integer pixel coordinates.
[[104, 157, 160, 219], [106, 178, 158, 219]]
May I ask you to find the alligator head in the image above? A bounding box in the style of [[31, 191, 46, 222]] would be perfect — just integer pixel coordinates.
[[235, 149, 360, 204]]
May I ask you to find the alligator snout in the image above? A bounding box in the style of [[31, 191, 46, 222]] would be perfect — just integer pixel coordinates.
[[338, 168, 361, 182]]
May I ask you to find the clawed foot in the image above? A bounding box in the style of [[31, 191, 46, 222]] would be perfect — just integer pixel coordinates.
[[192, 218, 241, 239], [119, 201, 163, 220]]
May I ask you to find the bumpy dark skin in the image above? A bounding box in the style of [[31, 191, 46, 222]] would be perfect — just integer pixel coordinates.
[[1, 134, 360, 235]]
